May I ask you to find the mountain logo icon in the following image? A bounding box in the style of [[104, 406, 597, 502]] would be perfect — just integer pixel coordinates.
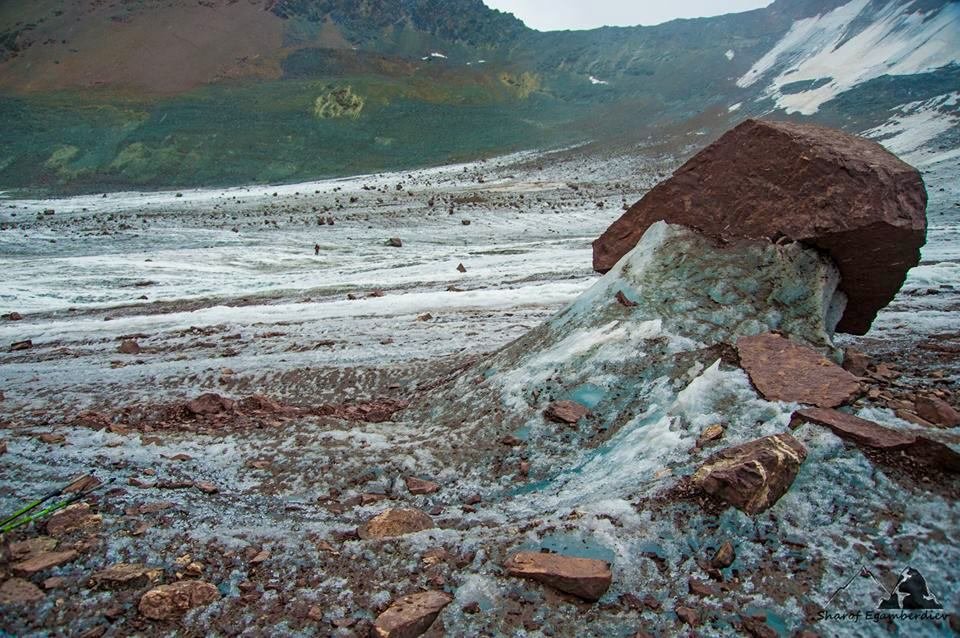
[[876, 567, 942, 610]]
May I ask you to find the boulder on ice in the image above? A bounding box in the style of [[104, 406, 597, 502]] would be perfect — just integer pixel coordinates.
[[592, 119, 927, 334]]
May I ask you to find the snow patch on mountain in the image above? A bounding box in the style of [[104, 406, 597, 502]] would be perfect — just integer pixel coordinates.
[[738, 0, 960, 115], [864, 92, 960, 165]]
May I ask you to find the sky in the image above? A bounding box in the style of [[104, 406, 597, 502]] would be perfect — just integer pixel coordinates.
[[482, 0, 774, 31]]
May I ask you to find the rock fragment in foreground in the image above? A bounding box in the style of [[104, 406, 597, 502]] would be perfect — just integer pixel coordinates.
[[543, 400, 589, 424], [372, 590, 453, 638], [593, 118, 927, 334], [358, 508, 435, 540], [0, 578, 45, 604], [138, 580, 220, 620], [693, 433, 806, 514], [736, 333, 859, 407], [791, 408, 960, 473], [504, 551, 612, 601]]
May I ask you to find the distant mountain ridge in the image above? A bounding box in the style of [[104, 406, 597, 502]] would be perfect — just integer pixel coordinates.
[[0, 0, 956, 193]]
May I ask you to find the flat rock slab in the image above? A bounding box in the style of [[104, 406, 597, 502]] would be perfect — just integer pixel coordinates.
[[12, 550, 79, 575], [138, 580, 220, 620], [92, 563, 160, 589], [543, 400, 590, 425], [792, 408, 960, 473], [358, 508, 435, 540], [372, 590, 453, 638], [592, 118, 927, 334], [737, 333, 859, 408], [694, 433, 807, 514], [0, 578, 45, 604], [504, 551, 612, 602]]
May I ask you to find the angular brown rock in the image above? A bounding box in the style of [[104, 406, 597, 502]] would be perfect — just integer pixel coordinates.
[[404, 476, 440, 495], [693, 433, 806, 514], [593, 119, 927, 334], [358, 508, 435, 540], [711, 540, 736, 569], [504, 551, 612, 602], [914, 396, 960, 428], [372, 590, 452, 638], [185, 393, 235, 416], [0, 578, 45, 604], [12, 550, 79, 575], [46, 503, 102, 536], [737, 333, 859, 408], [118, 339, 141, 355], [138, 580, 220, 620], [696, 424, 725, 448], [842, 348, 871, 377], [543, 400, 590, 425], [791, 407, 960, 473], [10, 339, 32, 351], [9, 537, 58, 561]]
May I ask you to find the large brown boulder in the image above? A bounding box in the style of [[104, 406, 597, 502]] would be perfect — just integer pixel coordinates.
[[593, 119, 927, 334]]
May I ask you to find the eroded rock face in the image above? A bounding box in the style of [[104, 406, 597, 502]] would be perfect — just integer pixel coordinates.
[[138, 580, 220, 620], [358, 508, 435, 540], [593, 119, 927, 334], [504, 551, 612, 601], [372, 590, 452, 638], [737, 333, 860, 408], [693, 433, 807, 514]]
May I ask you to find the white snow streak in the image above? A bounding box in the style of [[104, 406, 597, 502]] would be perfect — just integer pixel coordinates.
[[738, 0, 960, 114]]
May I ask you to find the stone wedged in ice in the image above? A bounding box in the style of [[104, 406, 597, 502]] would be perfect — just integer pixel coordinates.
[[693, 433, 807, 514], [593, 119, 927, 335]]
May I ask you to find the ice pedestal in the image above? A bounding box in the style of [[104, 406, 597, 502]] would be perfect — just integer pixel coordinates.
[[426, 222, 848, 507]]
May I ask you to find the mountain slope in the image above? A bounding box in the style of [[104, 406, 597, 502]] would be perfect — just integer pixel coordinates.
[[0, 0, 957, 193]]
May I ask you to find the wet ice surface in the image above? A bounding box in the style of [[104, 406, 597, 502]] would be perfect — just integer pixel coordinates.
[[0, 151, 658, 410], [0, 148, 958, 637]]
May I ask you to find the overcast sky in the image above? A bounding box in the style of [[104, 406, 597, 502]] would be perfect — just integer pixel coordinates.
[[482, 0, 773, 31]]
